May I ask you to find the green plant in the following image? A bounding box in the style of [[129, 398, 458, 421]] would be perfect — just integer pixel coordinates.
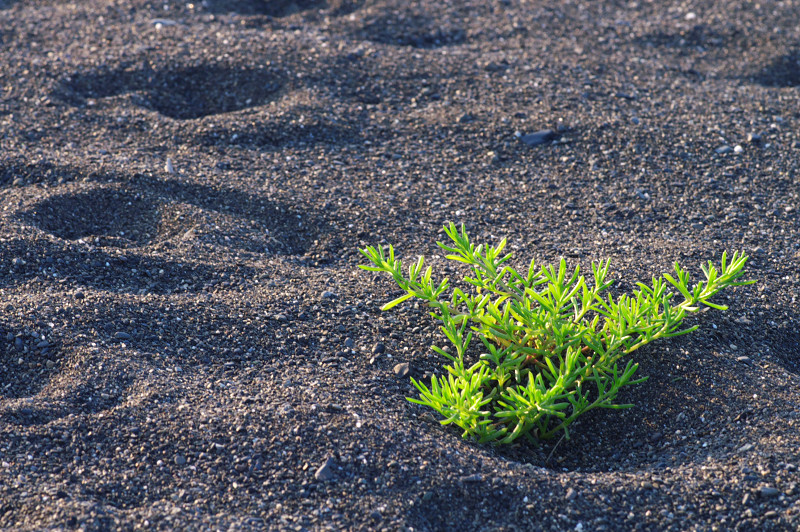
[[359, 223, 755, 445]]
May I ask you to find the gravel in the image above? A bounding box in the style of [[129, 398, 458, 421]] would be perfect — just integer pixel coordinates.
[[1, 0, 799, 530]]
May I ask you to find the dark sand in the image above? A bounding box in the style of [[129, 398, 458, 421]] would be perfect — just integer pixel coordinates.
[[1, 0, 799, 530]]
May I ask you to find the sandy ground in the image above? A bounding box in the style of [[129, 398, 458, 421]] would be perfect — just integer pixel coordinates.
[[1, 0, 800, 530]]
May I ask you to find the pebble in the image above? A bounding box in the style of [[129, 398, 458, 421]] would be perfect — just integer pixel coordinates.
[[315, 456, 336, 481], [14, 337, 24, 352], [113, 332, 131, 340], [74, 291, 85, 300], [519, 129, 557, 147], [747, 133, 762, 144], [393, 363, 410, 378], [716, 145, 733, 154], [733, 145, 744, 154], [321, 291, 336, 300], [165, 158, 175, 174], [759, 487, 780, 498], [278, 403, 295, 415], [344, 338, 354, 349], [150, 18, 178, 27], [566, 488, 576, 500], [461, 474, 483, 483], [736, 356, 751, 364], [738, 443, 754, 453], [174, 454, 187, 466], [372, 343, 386, 355]]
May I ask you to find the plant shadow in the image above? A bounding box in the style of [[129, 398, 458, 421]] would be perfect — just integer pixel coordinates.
[[407, 298, 796, 476]]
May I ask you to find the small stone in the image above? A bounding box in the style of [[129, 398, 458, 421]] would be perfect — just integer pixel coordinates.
[[14, 337, 23, 352], [46, 360, 55, 369], [759, 487, 780, 498], [736, 356, 751, 364], [458, 113, 475, 123], [422, 491, 434, 502], [566, 488, 576, 500], [742, 493, 751, 505], [36, 340, 50, 349], [321, 291, 336, 299], [315, 456, 336, 481], [370, 510, 382, 520], [344, 338, 355, 349], [747, 133, 762, 144], [151, 18, 178, 27], [461, 474, 483, 483], [74, 291, 85, 300], [738, 443, 754, 453], [372, 343, 386, 355], [733, 145, 744, 154], [174, 454, 187, 466], [520, 129, 557, 147], [165, 158, 175, 174], [716, 145, 732, 154], [393, 363, 410, 378], [114, 332, 131, 340]]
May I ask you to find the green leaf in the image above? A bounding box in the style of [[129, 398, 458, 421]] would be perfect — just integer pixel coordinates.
[[381, 292, 415, 311], [360, 228, 755, 445]]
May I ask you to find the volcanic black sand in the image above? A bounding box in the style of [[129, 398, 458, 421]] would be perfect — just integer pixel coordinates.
[[1, 0, 799, 530]]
